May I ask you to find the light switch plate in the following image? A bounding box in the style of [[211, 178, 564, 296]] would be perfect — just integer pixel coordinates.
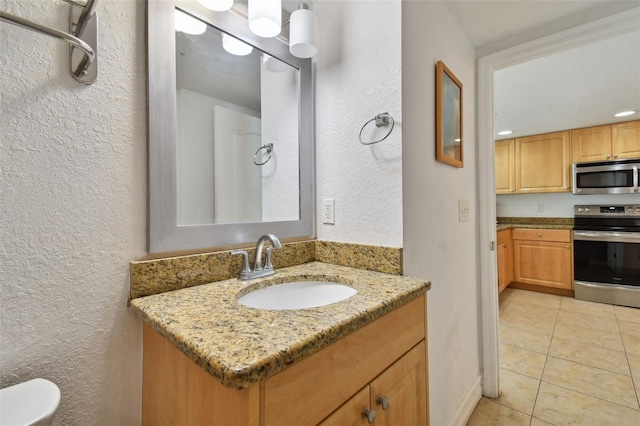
[[323, 199, 335, 224], [459, 199, 470, 222]]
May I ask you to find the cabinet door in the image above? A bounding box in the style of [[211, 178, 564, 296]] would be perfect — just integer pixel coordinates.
[[515, 131, 571, 193], [513, 240, 572, 290], [320, 386, 373, 426], [505, 241, 514, 286], [611, 120, 640, 160], [370, 341, 428, 426], [495, 139, 516, 194], [571, 125, 612, 163]]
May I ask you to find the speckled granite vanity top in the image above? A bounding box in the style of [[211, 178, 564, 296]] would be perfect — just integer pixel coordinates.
[[129, 261, 430, 390], [496, 217, 573, 231]]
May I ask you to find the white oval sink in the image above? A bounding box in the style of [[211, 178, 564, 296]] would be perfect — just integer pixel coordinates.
[[237, 281, 357, 310]]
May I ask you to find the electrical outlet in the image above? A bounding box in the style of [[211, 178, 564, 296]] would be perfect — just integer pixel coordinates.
[[323, 199, 335, 224], [537, 203, 544, 212], [458, 199, 470, 222]]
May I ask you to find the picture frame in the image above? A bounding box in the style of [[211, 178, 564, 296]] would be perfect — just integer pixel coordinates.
[[436, 60, 463, 168]]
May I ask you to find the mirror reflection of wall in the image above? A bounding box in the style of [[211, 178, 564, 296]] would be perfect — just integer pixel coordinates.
[[175, 15, 300, 226]]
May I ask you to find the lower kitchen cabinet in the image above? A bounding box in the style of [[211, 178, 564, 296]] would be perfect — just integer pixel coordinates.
[[142, 295, 429, 426], [512, 229, 573, 293], [497, 229, 514, 293]]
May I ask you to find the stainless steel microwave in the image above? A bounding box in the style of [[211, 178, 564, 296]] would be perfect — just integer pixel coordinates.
[[572, 159, 639, 195]]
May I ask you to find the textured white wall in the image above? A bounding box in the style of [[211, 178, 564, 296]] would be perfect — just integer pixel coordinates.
[[0, 1, 146, 425], [497, 193, 640, 217], [402, 1, 481, 425], [315, 0, 403, 247]]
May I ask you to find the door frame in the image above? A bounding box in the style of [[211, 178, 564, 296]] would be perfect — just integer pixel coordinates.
[[477, 8, 640, 398]]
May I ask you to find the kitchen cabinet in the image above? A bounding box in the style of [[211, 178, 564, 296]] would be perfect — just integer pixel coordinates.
[[495, 139, 516, 194], [572, 120, 640, 163], [495, 131, 571, 194], [497, 229, 513, 293], [142, 295, 429, 426], [611, 120, 640, 160], [515, 131, 571, 193], [321, 341, 427, 426], [512, 229, 573, 292]]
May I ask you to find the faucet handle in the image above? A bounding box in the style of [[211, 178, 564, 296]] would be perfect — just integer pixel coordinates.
[[231, 250, 251, 275], [264, 247, 274, 269]]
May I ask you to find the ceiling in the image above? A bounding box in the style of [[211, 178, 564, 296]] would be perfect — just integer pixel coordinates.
[[443, 0, 640, 139]]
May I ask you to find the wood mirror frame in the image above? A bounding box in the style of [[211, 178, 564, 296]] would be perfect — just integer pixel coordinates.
[[436, 60, 463, 168]]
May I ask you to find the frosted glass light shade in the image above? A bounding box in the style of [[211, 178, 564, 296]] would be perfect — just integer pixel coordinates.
[[289, 7, 317, 58], [175, 9, 207, 35], [263, 54, 288, 72], [248, 0, 282, 38], [197, 0, 234, 12], [222, 33, 254, 56]]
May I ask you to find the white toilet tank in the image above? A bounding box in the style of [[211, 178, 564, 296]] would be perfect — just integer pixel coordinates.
[[0, 378, 60, 426]]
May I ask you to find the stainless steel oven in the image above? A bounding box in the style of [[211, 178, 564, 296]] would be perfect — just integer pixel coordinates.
[[573, 205, 640, 308], [573, 160, 639, 195]]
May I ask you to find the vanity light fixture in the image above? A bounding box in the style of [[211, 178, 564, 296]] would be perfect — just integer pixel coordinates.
[[175, 9, 207, 35], [263, 54, 289, 72], [197, 0, 233, 12], [498, 130, 513, 136], [248, 0, 282, 38], [222, 33, 253, 56], [289, 3, 317, 58], [614, 110, 637, 117]]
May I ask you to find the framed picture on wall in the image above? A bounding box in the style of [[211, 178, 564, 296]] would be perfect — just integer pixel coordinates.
[[436, 60, 463, 168]]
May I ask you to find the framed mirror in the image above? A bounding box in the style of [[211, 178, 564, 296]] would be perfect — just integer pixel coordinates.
[[436, 60, 463, 168], [148, 0, 314, 253]]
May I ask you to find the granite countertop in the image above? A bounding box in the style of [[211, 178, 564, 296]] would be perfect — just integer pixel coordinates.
[[129, 261, 430, 390], [496, 217, 574, 232]]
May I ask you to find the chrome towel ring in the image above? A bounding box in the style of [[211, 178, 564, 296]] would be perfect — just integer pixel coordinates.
[[253, 143, 274, 166], [359, 112, 395, 145]]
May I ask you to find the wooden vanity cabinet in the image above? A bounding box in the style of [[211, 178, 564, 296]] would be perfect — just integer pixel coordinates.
[[572, 120, 640, 162], [497, 229, 513, 293], [142, 295, 429, 426], [515, 131, 571, 193], [512, 229, 573, 294]]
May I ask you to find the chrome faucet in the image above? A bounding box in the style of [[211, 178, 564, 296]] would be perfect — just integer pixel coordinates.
[[231, 234, 282, 280]]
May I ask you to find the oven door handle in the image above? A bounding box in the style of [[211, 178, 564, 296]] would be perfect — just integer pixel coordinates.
[[634, 166, 638, 193], [574, 230, 640, 243]]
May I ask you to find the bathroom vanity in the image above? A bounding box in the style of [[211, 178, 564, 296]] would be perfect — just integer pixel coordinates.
[[130, 262, 430, 425]]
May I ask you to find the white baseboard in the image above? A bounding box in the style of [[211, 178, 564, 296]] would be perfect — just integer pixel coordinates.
[[449, 374, 483, 426]]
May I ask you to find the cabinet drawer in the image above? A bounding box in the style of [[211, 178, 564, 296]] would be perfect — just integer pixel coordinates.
[[263, 295, 426, 426], [497, 229, 512, 244], [512, 228, 570, 243]]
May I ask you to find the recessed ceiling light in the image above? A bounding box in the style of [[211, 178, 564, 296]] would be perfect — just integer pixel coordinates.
[[614, 110, 637, 117], [498, 130, 513, 136]]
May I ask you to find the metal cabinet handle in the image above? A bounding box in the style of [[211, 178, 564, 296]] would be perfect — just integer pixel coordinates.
[[566, 245, 570, 249], [614, 154, 619, 158], [362, 407, 376, 424], [537, 233, 542, 237], [376, 394, 390, 410]]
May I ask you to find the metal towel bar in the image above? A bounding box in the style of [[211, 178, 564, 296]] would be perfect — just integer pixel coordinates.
[[0, 0, 98, 84]]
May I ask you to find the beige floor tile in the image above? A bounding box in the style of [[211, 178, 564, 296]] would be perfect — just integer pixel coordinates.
[[556, 309, 619, 333], [548, 335, 630, 375], [466, 397, 531, 426], [560, 296, 616, 319], [627, 352, 640, 400], [553, 321, 625, 352], [512, 289, 562, 310], [500, 343, 547, 379], [621, 330, 640, 356], [500, 324, 552, 354], [500, 303, 557, 336], [495, 369, 540, 415], [614, 304, 640, 323], [542, 357, 639, 410], [533, 382, 640, 426], [529, 418, 554, 426]]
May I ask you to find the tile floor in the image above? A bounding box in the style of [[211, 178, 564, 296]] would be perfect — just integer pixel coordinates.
[[467, 288, 640, 425]]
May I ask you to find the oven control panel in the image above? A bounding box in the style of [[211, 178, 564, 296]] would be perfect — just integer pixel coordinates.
[[575, 205, 640, 217]]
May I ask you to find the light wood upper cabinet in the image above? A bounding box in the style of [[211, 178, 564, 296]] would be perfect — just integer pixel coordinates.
[[571, 124, 612, 163], [572, 120, 640, 163], [512, 229, 573, 291], [611, 120, 640, 160], [515, 131, 571, 193], [495, 139, 516, 194]]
